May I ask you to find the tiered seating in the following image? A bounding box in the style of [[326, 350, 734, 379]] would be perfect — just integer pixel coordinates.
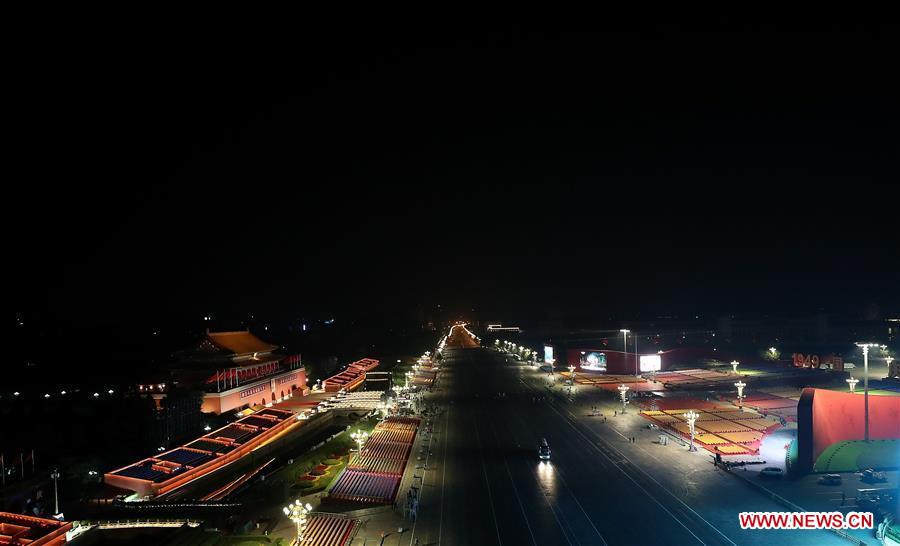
[[327, 391, 384, 411], [209, 424, 258, 443], [329, 471, 400, 504], [256, 408, 293, 419], [360, 441, 410, 461], [323, 358, 380, 392], [186, 439, 235, 454], [370, 428, 415, 444], [157, 448, 212, 467], [238, 415, 278, 429], [327, 416, 419, 505], [113, 462, 165, 481], [300, 514, 358, 546], [108, 405, 297, 490], [348, 456, 405, 475]]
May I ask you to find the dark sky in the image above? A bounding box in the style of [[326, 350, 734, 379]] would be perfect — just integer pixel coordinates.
[[12, 20, 899, 324]]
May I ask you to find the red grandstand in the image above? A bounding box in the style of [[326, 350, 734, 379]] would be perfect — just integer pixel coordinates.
[[0, 513, 71, 546], [322, 359, 380, 393]]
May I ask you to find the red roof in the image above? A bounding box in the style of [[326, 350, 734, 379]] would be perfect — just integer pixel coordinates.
[[203, 330, 277, 355]]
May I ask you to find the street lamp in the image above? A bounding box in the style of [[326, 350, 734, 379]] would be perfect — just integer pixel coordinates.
[[856, 342, 880, 441], [734, 380, 746, 407], [731, 360, 739, 374], [684, 411, 699, 452], [351, 430, 369, 453], [617, 384, 629, 414], [620, 330, 630, 372], [50, 467, 61, 516], [283, 499, 312, 543], [846, 376, 859, 393]]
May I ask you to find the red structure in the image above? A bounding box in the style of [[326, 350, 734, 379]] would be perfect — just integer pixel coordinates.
[[0, 513, 71, 546], [797, 388, 900, 472], [322, 358, 380, 393], [105, 407, 298, 498]]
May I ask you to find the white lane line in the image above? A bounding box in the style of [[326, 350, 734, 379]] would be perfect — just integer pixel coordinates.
[[437, 397, 450, 545], [517, 374, 714, 546], [506, 410, 609, 546], [543, 397, 725, 546], [505, 398, 611, 545], [473, 414, 504, 545], [489, 420, 538, 546]]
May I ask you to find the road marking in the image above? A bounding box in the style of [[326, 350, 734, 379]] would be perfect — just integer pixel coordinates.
[[489, 421, 539, 546], [501, 415, 577, 546], [437, 399, 450, 545], [473, 414, 504, 545], [517, 373, 720, 545]]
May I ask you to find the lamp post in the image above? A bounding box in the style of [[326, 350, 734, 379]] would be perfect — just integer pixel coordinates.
[[734, 380, 746, 408], [50, 467, 61, 516], [620, 329, 630, 373], [283, 499, 312, 543], [731, 360, 739, 374], [846, 376, 859, 394], [684, 410, 699, 452], [856, 342, 880, 441], [351, 430, 369, 453], [617, 384, 629, 414]]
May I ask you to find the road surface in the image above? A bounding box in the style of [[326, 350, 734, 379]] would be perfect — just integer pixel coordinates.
[[410, 347, 847, 545]]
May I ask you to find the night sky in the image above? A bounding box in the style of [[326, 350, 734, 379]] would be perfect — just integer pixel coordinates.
[[13, 21, 899, 324]]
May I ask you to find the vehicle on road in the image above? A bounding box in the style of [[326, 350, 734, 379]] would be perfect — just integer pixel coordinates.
[[861, 468, 887, 483], [538, 438, 551, 461], [817, 474, 842, 485], [758, 467, 784, 479]]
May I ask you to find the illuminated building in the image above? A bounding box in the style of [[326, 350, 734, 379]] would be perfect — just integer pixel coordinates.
[[0, 512, 72, 546], [141, 330, 307, 415]]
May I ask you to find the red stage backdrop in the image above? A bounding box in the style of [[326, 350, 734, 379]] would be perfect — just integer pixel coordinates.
[[797, 388, 900, 472]]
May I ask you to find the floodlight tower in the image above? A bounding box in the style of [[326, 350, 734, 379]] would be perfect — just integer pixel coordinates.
[[684, 410, 699, 452], [617, 384, 630, 414], [734, 380, 746, 408], [351, 430, 369, 453], [283, 500, 312, 543], [856, 342, 880, 441], [620, 329, 630, 371]]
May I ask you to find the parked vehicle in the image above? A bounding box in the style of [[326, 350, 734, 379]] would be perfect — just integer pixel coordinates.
[[861, 468, 887, 483], [538, 438, 551, 461], [758, 467, 784, 478], [818, 474, 842, 485]]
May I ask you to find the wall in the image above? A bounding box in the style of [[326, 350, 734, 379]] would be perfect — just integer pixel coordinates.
[[201, 369, 307, 414]]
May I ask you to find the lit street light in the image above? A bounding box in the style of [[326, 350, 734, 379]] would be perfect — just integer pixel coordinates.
[[846, 376, 859, 393], [351, 429, 369, 453], [283, 499, 312, 543], [50, 467, 61, 516], [734, 380, 746, 407], [620, 329, 630, 374], [856, 342, 880, 441], [617, 384, 630, 414], [684, 411, 699, 452], [731, 360, 739, 373]]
